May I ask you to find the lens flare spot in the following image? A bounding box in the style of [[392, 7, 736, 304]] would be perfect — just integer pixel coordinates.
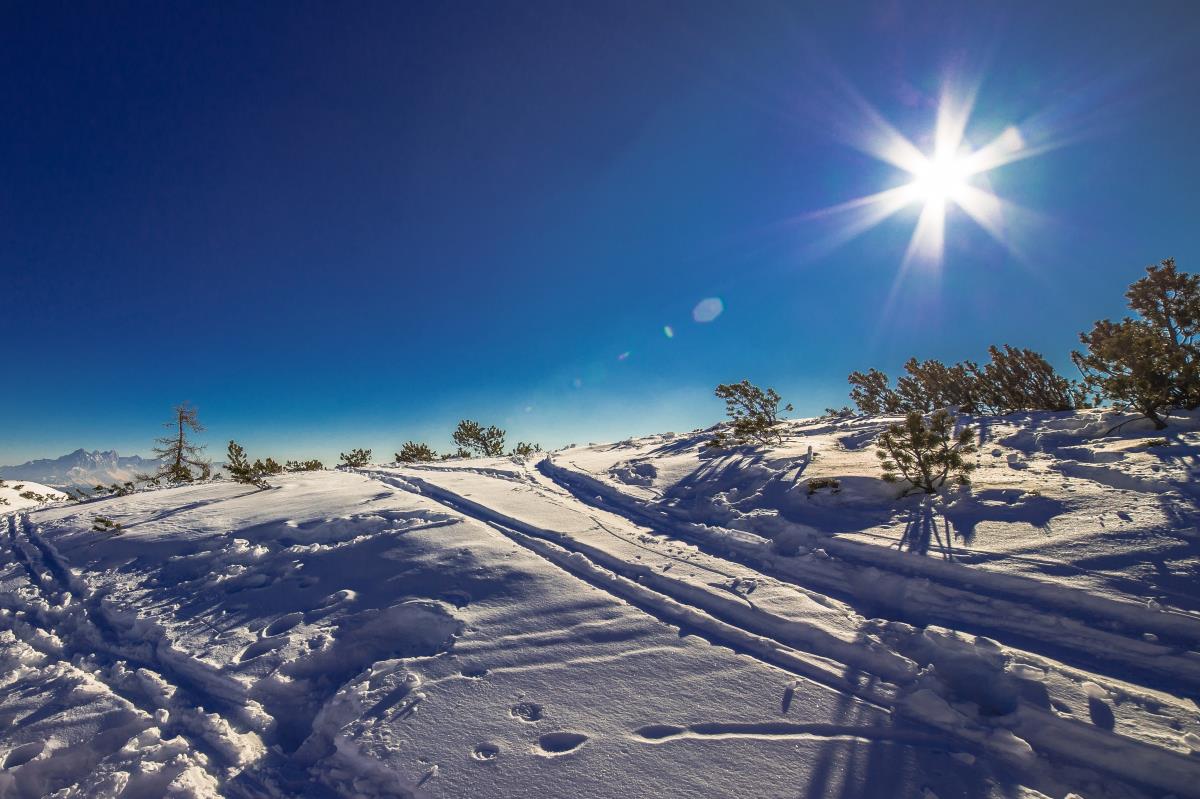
[[663, 326, 675, 338], [691, 297, 724, 323], [617, 351, 630, 361]]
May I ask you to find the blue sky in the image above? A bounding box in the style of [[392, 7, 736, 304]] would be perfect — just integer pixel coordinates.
[[3, 1, 1198, 465]]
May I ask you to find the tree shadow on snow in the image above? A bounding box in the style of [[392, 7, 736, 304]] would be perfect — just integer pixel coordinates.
[[795, 664, 1018, 798], [896, 503, 958, 561], [939, 489, 1066, 547]]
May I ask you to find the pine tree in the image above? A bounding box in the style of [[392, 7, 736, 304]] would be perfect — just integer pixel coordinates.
[[848, 369, 901, 415], [339, 448, 372, 467], [895, 358, 980, 413], [1073, 258, 1200, 429], [876, 410, 977, 495], [452, 420, 506, 457], [396, 441, 438, 462], [284, 459, 324, 472], [972, 345, 1084, 414], [252, 457, 283, 475], [509, 441, 542, 458], [707, 380, 792, 448], [153, 403, 210, 484], [226, 440, 269, 488]]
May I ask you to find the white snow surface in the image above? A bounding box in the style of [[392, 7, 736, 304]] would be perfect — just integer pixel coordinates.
[[2, 409, 1199, 798], [0, 480, 66, 513]]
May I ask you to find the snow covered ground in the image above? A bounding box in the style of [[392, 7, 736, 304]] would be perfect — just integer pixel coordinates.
[[0, 480, 66, 513], [2, 410, 1199, 798]]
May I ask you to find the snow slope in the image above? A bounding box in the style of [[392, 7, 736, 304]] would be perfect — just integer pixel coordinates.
[[2, 410, 1199, 798], [0, 480, 66, 513]]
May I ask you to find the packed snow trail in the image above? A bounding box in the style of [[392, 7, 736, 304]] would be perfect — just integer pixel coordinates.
[[362, 461, 1200, 797], [0, 472, 1004, 798], [538, 457, 1200, 694]]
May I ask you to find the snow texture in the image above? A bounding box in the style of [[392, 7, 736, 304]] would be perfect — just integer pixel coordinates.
[[2, 409, 1199, 798]]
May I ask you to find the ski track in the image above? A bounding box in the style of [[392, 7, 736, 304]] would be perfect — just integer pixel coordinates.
[[359, 463, 1200, 799], [0, 513, 251, 793], [7, 448, 1200, 798], [539, 457, 1200, 694]]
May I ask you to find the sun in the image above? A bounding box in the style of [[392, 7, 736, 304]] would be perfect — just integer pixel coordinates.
[[799, 89, 1032, 271], [909, 149, 971, 206]]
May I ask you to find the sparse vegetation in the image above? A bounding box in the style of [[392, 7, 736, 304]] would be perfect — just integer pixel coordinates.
[[452, 420, 506, 457], [510, 441, 542, 458], [397, 441, 439, 462], [253, 457, 284, 476], [91, 482, 136, 497], [849, 347, 1084, 416], [92, 515, 122, 532], [285, 459, 324, 472], [876, 410, 978, 495], [226, 440, 270, 488], [339, 448, 372, 467], [806, 477, 841, 495], [707, 380, 792, 448], [848, 368, 900, 415], [152, 403, 211, 483], [1073, 258, 1200, 430]]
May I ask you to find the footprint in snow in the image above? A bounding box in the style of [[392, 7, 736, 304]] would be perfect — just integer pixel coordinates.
[[510, 701, 543, 722], [535, 731, 588, 756], [265, 611, 304, 636], [3, 741, 45, 769], [239, 635, 287, 662], [472, 743, 500, 761], [440, 589, 471, 608]]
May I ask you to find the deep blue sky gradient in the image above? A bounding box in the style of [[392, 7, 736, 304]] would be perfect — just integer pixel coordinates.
[[3, 1, 1199, 464]]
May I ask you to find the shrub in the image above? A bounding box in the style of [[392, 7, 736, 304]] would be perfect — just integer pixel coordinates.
[[850, 347, 1083, 416], [1073, 258, 1200, 430], [895, 358, 980, 413], [285, 459, 324, 472], [92, 515, 122, 532], [227, 441, 263, 486], [253, 457, 284, 476], [973, 345, 1085, 414], [397, 441, 439, 462], [806, 477, 841, 495], [339, 448, 372, 467], [876, 410, 978, 495], [510, 441, 542, 457], [707, 380, 792, 448], [848, 368, 901, 415], [90, 482, 134, 498], [452, 420, 506, 457]]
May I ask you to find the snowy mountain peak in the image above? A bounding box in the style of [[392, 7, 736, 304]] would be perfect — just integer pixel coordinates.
[[0, 448, 160, 489]]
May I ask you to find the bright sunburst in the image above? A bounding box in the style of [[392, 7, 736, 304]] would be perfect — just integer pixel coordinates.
[[803, 88, 1034, 271]]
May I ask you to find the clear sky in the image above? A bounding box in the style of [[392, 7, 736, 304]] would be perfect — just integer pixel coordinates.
[[3, 1, 1199, 465]]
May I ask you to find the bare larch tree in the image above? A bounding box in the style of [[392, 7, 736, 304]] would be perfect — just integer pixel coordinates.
[[153, 403, 211, 483]]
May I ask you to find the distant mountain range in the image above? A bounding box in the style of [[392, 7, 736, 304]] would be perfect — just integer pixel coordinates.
[[0, 449, 162, 490]]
